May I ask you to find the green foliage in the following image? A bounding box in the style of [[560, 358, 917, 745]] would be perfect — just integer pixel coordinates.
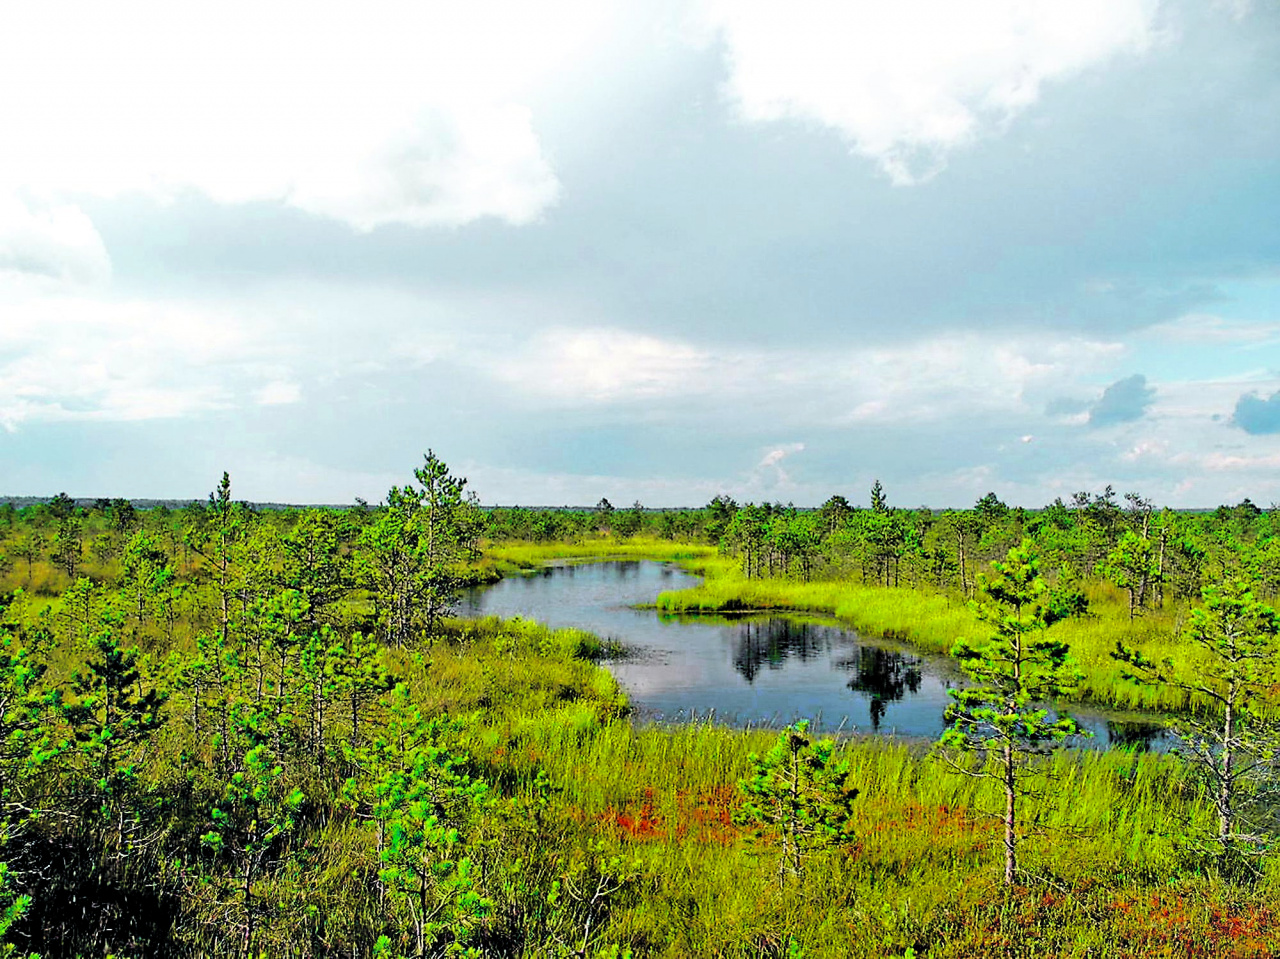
[[0, 862, 31, 959], [201, 742, 306, 956], [939, 541, 1086, 884], [1097, 530, 1160, 619], [358, 451, 472, 646], [1114, 578, 1280, 861], [870, 479, 888, 514], [345, 687, 491, 955], [612, 502, 644, 540], [67, 625, 167, 808], [735, 720, 859, 884], [6, 474, 1280, 953]]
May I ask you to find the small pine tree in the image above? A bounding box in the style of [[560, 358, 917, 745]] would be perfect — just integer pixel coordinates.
[[870, 480, 888, 513], [938, 541, 1085, 885], [201, 741, 306, 957], [325, 632, 396, 752], [67, 626, 167, 821], [344, 687, 490, 954], [735, 720, 859, 885], [1113, 578, 1280, 862]]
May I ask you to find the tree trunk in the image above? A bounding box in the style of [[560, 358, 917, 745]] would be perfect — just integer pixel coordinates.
[[1156, 528, 1167, 608], [1003, 739, 1017, 885], [242, 858, 255, 959], [1219, 694, 1235, 856]]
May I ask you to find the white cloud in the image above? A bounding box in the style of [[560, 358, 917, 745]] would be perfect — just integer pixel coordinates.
[[0, 276, 506, 428], [254, 381, 302, 406], [697, 0, 1160, 183], [0, 284, 268, 429], [1203, 451, 1280, 471], [488, 326, 1124, 424], [756, 442, 805, 485], [828, 334, 1123, 425], [758, 443, 803, 469], [1120, 439, 1172, 463], [1143, 313, 1280, 344], [0, 195, 111, 283], [0, 1, 622, 230], [490, 327, 718, 402]]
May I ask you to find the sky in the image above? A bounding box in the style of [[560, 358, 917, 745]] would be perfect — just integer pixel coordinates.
[[2, 0, 1280, 508]]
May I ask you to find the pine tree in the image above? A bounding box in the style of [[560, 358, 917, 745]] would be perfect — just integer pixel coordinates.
[[344, 686, 489, 954], [67, 626, 167, 818], [201, 740, 305, 958], [1098, 530, 1159, 620], [325, 632, 396, 752], [938, 541, 1085, 885], [359, 453, 472, 646], [870, 479, 888, 513], [1113, 578, 1280, 862], [735, 720, 859, 885]]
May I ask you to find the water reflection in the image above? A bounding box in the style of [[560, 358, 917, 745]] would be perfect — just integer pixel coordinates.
[[1105, 720, 1169, 752], [838, 646, 925, 731], [462, 560, 1175, 745], [731, 619, 835, 682]]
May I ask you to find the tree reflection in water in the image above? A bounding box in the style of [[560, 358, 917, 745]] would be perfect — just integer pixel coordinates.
[[1105, 720, 1168, 752], [730, 619, 838, 683], [838, 646, 924, 731]]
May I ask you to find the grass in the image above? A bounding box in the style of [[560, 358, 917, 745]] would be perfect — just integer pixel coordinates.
[[4, 550, 1278, 956], [652, 560, 1218, 713], [482, 537, 719, 576], [404, 616, 1277, 957], [7, 532, 1279, 955]]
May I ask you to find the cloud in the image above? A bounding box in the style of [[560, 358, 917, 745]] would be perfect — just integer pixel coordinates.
[[1232, 389, 1280, 434], [0, 282, 279, 429], [0, 195, 111, 283], [487, 326, 1124, 424], [1204, 451, 1280, 471], [1088, 373, 1155, 426], [758, 444, 804, 469], [489, 328, 719, 403], [1144, 313, 1280, 344], [697, 0, 1160, 183], [254, 381, 302, 406], [0, 1, 625, 230], [1045, 396, 1091, 417], [754, 442, 806, 488], [0, 276, 523, 429]]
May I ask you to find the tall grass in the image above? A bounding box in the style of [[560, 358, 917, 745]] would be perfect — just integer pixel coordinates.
[[374, 617, 1268, 956], [655, 564, 1213, 712], [485, 537, 718, 574]]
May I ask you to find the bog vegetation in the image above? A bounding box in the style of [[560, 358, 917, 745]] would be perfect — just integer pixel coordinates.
[[1, 461, 1280, 956]]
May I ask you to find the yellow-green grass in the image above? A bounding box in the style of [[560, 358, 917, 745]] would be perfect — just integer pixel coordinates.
[[478, 540, 1231, 713], [652, 564, 1231, 714], [407, 619, 1266, 957], [11, 584, 1274, 958], [483, 536, 718, 575]]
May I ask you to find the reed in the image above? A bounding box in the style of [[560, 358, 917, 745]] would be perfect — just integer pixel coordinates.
[[655, 564, 1218, 712]]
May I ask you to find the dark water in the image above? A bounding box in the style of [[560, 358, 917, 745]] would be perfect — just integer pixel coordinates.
[[461, 560, 1168, 748]]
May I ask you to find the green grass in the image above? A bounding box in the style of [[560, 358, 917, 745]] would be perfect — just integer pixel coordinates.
[[8, 530, 1279, 956], [483, 537, 719, 575], [653, 562, 1217, 713], [403, 616, 1273, 957]]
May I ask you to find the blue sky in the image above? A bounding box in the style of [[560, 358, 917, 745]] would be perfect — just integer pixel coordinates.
[[2, 0, 1280, 507]]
